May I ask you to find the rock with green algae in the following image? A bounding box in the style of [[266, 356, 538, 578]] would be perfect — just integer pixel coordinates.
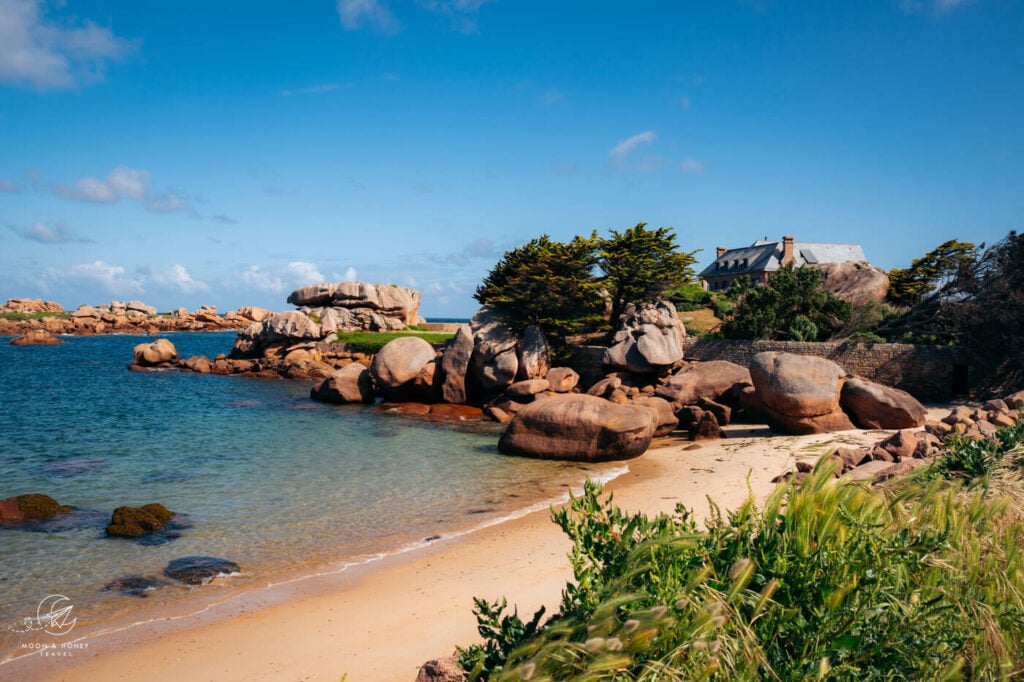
[[0, 493, 71, 522], [105, 503, 174, 538]]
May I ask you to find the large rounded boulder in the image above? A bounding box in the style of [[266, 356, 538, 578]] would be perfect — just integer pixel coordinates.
[[750, 352, 854, 434], [602, 300, 685, 374], [311, 363, 374, 404], [370, 337, 437, 393], [655, 360, 752, 406], [498, 394, 655, 461], [840, 377, 927, 429], [133, 338, 178, 366]]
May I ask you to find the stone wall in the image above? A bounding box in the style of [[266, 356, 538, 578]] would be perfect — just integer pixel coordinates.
[[680, 338, 967, 400]]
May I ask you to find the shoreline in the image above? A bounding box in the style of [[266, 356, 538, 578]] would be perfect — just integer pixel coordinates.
[[4, 426, 886, 682]]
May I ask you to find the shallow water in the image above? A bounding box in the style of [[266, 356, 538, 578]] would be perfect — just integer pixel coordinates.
[[0, 332, 620, 660]]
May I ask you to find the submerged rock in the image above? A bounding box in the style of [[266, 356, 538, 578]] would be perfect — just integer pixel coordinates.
[[106, 503, 174, 538], [10, 329, 63, 346], [164, 556, 242, 585], [0, 493, 71, 523], [102, 575, 170, 598]]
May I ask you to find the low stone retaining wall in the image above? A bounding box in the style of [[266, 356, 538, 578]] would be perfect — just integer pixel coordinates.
[[680, 338, 967, 400], [567, 339, 970, 400]]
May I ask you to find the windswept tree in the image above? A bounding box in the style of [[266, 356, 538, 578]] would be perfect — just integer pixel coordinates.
[[597, 223, 699, 325], [721, 265, 851, 341], [886, 239, 978, 308], [473, 233, 604, 346]]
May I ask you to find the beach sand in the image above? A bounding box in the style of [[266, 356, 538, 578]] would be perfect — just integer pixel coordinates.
[[12, 424, 889, 682]]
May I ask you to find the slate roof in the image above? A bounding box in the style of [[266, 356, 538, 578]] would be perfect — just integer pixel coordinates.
[[700, 239, 866, 278]]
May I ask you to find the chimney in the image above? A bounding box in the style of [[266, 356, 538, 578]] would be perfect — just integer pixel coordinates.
[[716, 246, 727, 259], [781, 235, 794, 266]]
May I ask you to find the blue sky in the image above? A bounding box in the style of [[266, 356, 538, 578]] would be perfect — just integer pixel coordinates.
[[1, 0, 1021, 317]]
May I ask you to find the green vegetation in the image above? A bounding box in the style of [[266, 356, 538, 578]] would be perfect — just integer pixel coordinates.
[[886, 239, 978, 308], [460, 423, 1024, 680], [475, 223, 699, 347], [332, 330, 454, 354], [664, 282, 714, 312], [598, 223, 699, 328], [0, 311, 71, 321], [720, 265, 851, 342], [474, 233, 605, 346]]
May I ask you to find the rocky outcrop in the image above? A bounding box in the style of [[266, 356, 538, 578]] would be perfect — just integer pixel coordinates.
[[415, 656, 466, 682], [498, 394, 655, 461], [164, 556, 241, 585], [287, 281, 421, 328], [810, 261, 889, 306], [603, 300, 685, 375], [441, 326, 474, 404], [10, 329, 63, 345], [370, 336, 438, 397], [106, 503, 174, 538], [1, 298, 64, 313], [0, 493, 71, 523], [750, 352, 854, 434], [231, 311, 322, 358], [311, 363, 374, 404], [516, 325, 551, 381], [631, 396, 679, 437], [655, 360, 752, 406], [469, 307, 519, 393], [132, 338, 179, 367], [840, 377, 927, 429]]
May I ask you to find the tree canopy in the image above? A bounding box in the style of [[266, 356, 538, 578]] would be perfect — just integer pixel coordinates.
[[597, 223, 699, 325], [886, 239, 978, 308], [473, 233, 604, 344], [720, 265, 851, 341], [475, 224, 697, 345]]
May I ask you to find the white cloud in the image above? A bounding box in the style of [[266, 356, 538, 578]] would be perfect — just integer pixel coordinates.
[[56, 175, 117, 202], [680, 157, 706, 173], [53, 166, 197, 215], [0, 178, 21, 193], [337, 0, 399, 32], [151, 264, 209, 294], [12, 220, 88, 243], [106, 166, 149, 200], [343, 266, 358, 281], [609, 131, 656, 165], [211, 214, 238, 225], [0, 0, 135, 89], [240, 265, 285, 294], [44, 260, 143, 296], [286, 261, 325, 286], [145, 191, 191, 214]]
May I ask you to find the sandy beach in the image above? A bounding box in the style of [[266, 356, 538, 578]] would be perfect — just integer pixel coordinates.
[[9, 424, 887, 682]]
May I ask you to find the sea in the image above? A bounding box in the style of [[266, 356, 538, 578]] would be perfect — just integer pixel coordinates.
[[0, 331, 624, 664]]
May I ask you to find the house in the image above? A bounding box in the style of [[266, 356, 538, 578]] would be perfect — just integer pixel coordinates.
[[700, 235, 867, 292]]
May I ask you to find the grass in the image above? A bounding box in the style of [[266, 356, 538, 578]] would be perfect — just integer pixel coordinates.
[[678, 308, 722, 337], [332, 330, 455, 354], [0, 311, 71, 321], [459, 419, 1024, 681]]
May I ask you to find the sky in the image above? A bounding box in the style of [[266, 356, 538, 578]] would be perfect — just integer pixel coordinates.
[[1, 0, 1021, 318]]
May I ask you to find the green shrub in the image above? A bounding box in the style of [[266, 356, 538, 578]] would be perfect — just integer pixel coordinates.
[[666, 282, 714, 312], [466, 465, 1024, 680], [332, 330, 454, 354]]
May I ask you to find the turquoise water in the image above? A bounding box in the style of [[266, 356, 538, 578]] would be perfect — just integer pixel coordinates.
[[0, 332, 620, 660]]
